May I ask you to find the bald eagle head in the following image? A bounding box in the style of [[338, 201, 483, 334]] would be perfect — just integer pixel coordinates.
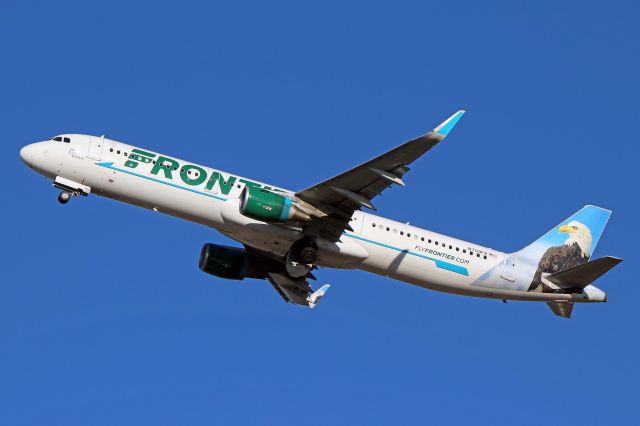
[[559, 220, 592, 258]]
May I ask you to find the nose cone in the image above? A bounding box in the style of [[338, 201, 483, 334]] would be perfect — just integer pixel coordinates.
[[20, 144, 34, 165], [20, 145, 29, 165]]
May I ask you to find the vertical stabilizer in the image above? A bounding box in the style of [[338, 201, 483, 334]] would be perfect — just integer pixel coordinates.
[[517, 205, 612, 293]]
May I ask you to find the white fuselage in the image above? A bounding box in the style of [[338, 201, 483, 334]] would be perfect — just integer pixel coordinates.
[[19, 134, 597, 304]]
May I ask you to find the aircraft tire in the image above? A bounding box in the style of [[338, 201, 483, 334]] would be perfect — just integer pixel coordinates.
[[58, 191, 71, 204], [299, 246, 318, 264]]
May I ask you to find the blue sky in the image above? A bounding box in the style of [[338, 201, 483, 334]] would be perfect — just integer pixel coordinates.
[[2, 0, 639, 424]]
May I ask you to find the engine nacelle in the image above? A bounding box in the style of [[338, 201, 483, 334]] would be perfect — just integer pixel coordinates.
[[199, 243, 265, 280], [239, 187, 310, 223]]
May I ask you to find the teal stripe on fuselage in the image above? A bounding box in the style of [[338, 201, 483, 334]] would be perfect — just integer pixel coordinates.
[[95, 162, 227, 201], [344, 232, 469, 276], [96, 161, 469, 277]]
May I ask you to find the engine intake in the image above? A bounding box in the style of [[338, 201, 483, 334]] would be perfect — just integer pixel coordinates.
[[199, 243, 265, 280], [239, 186, 310, 223]]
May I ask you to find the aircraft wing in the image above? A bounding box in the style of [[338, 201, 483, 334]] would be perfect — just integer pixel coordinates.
[[267, 273, 330, 308], [267, 272, 313, 305], [243, 245, 331, 308], [296, 110, 465, 241]]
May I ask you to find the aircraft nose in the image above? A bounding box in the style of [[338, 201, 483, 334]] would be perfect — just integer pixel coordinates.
[[20, 144, 34, 165]]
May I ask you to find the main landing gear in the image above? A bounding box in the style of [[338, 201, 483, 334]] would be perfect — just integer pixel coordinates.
[[286, 237, 319, 278], [290, 237, 318, 265], [298, 245, 318, 264]]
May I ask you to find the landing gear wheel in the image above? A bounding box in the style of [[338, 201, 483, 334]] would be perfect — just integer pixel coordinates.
[[298, 246, 318, 264], [58, 191, 71, 204]]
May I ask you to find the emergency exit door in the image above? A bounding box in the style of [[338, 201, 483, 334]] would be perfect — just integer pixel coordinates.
[[88, 136, 105, 160], [501, 255, 518, 282]]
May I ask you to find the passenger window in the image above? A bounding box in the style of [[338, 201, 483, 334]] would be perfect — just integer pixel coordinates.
[[386, 227, 390, 231], [400, 231, 404, 235], [421, 237, 424, 241], [110, 148, 113, 152], [117, 150, 121, 154], [124, 152, 128, 157], [435, 242, 438, 245]]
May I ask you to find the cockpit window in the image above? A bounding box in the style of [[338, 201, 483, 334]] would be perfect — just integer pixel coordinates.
[[49, 136, 71, 143]]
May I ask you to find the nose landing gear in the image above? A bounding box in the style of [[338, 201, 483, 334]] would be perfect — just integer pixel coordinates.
[[58, 191, 72, 204], [52, 176, 91, 205]]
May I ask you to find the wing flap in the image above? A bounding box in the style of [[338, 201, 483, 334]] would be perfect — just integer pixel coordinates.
[[296, 110, 465, 240], [546, 301, 574, 318], [267, 272, 314, 306]]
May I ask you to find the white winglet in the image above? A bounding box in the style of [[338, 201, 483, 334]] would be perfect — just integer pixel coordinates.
[[306, 284, 331, 308]]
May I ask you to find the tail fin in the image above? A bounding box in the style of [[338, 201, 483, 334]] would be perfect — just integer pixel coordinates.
[[518, 205, 611, 261], [516, 205, 612, 294]]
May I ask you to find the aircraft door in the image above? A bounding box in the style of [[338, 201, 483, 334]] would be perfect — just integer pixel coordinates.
[[501, 255, 517, 282], [349, 211, 364, 234], [88, 136, 105, 160]]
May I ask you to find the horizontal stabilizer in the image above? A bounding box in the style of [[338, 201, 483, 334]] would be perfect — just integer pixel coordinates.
[[546, 301, 574, 319], [547, 256, 622, 289]]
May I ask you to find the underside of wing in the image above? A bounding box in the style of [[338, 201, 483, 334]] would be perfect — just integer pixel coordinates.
[[546, 301, 574, 318], [267, 272, 313, 305], [241, 245, 330, 308]]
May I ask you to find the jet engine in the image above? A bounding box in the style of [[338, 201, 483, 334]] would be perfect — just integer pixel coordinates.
[[239, 187, 310, 223], [199, 243, 267, 280]]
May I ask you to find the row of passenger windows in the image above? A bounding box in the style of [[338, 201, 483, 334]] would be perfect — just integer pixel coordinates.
[[371, 222, 488, 259], [109, 148, 201, 176]]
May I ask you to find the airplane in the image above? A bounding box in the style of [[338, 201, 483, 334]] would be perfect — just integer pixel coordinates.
[[19, 111, 622, 318]]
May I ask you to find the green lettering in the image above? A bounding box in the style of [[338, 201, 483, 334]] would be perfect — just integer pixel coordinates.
[[206, 172, 237, 195], [180, 164, 207, 186], [239, 179, 261, 190], [125, 149, 156, 169], [151, 156, 179, 179]]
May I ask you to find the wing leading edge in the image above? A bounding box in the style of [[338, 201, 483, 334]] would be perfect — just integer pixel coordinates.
[[296, 110, 465, 240]]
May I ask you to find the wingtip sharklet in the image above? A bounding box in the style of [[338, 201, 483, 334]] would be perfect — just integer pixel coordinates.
[[434, 110, 466, 136]]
